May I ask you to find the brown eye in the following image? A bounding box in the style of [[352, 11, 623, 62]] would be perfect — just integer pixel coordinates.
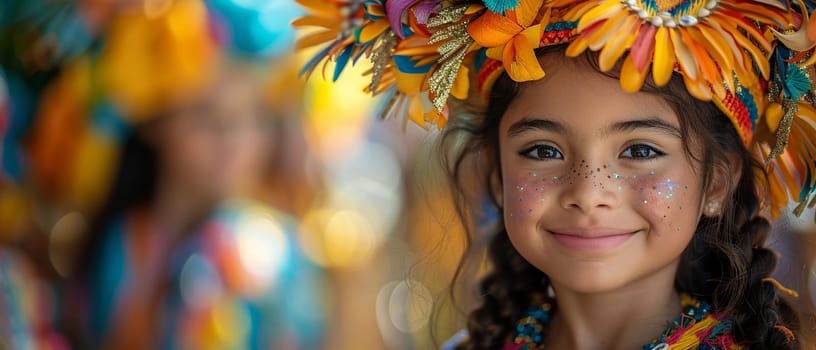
[[520, 144, 563, 160], [620, 144, 664, 160]]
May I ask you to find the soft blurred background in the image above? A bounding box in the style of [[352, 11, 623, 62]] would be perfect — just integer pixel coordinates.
[[0, 1, 814, 349]]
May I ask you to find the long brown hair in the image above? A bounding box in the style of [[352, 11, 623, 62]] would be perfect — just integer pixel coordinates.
[[440, 46, 801, 349]]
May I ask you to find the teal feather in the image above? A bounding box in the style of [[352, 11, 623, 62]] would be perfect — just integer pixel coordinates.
[[483, 0, 519, 14], [784, 65, 811, 100]]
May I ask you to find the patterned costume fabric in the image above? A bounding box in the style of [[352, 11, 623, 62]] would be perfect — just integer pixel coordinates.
[[442, 294, 742, 349], [79, 202, 326, 349]]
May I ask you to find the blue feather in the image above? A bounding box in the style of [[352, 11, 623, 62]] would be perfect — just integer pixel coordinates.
[[393, 55, 432, 74], [333, 46, 355, 82]]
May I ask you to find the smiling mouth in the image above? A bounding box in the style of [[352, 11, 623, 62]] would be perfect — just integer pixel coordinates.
[[549, 230, 637, 251]]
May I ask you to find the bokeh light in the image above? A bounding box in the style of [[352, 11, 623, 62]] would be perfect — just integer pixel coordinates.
[[48, 211, 87, 278], [376, 279, 435, 347], [180, 253, 224, 308], [389, 280, 433, 333], [324, 140, 403, 236], [299, 208, 377, 268], [234, 209, 288, 288]]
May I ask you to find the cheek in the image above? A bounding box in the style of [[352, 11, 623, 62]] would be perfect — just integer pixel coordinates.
[[502, 161, 603, 220], [503, 171, 559, 220], [626, 174, 697, 235]]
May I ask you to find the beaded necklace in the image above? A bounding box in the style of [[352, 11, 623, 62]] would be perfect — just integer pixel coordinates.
[[504, 293, 739, 350]]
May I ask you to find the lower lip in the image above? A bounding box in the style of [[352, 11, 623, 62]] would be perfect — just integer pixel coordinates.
[[550, 232, 636, 251]]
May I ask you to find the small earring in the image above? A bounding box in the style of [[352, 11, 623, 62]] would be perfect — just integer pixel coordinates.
[[706, 201, 720, 215]]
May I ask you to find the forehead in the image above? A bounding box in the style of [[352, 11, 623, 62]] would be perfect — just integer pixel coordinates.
[[500, 54, 679, 133]]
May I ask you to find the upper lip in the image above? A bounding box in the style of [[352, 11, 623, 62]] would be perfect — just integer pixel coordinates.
[[548, 227, 638, 238]]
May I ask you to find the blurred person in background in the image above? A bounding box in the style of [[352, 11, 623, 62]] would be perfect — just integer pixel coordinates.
[[1, 0, 327, 348]]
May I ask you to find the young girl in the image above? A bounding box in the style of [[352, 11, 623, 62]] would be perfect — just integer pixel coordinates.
[[295, 0, 814, 347]]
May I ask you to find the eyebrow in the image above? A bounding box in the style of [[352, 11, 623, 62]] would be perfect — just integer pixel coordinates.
[[506, 117, 681, 138], [506, 118, 566, 137], [608, 118, 681, 138]]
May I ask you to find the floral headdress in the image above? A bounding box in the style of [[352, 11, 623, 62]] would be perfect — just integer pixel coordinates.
[[294, 0, 816, 219]]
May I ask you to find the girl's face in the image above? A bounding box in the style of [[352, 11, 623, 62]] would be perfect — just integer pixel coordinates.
[[497, 56, 709, 294]]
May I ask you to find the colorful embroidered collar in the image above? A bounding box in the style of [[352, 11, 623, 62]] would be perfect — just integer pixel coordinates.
[[503, 293, 739, 350]]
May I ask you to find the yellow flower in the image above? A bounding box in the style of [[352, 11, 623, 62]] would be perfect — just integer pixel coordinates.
[[560, 0, 792, 96]]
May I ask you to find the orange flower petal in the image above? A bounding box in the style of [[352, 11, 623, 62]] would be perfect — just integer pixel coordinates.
[[296, 30, 338, 49], [451, 65, 470, 99], [394, 70, 427, 94], [808, 12, 816, 42], [669, 29, 698, 80], [586, 10, 628, 50], [408, 94, 427, 129], [681, 27, 723, 92], [467, 11, 523, 47], [598, 15, 638, 71], [682, 75, 712, 100], [577, 0, 624, 32], [291, 16, 337, 29], [503, 34, 545, 81], [514, 0, 546, 27], [486, 46, 504, 60], [395, 45, 439, 57], [359, 19, 389, 43], [706, 20, 745, 70], [710, 15, 771, 79], [652, 26, 674, 86], [724, 2, 790, 27], [565, 36, 589, 57], [619, 54, 648, 92]]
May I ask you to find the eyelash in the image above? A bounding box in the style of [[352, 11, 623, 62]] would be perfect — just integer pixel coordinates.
[[518, 143, 665, 161], [519, 144, 563, 160], [620, 144, 665, 160]]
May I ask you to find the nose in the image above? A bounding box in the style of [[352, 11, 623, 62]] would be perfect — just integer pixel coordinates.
[[558, 164, 616, 213]]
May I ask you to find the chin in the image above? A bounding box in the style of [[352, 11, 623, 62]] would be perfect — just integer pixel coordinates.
[[550, 273, 631, 295]]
